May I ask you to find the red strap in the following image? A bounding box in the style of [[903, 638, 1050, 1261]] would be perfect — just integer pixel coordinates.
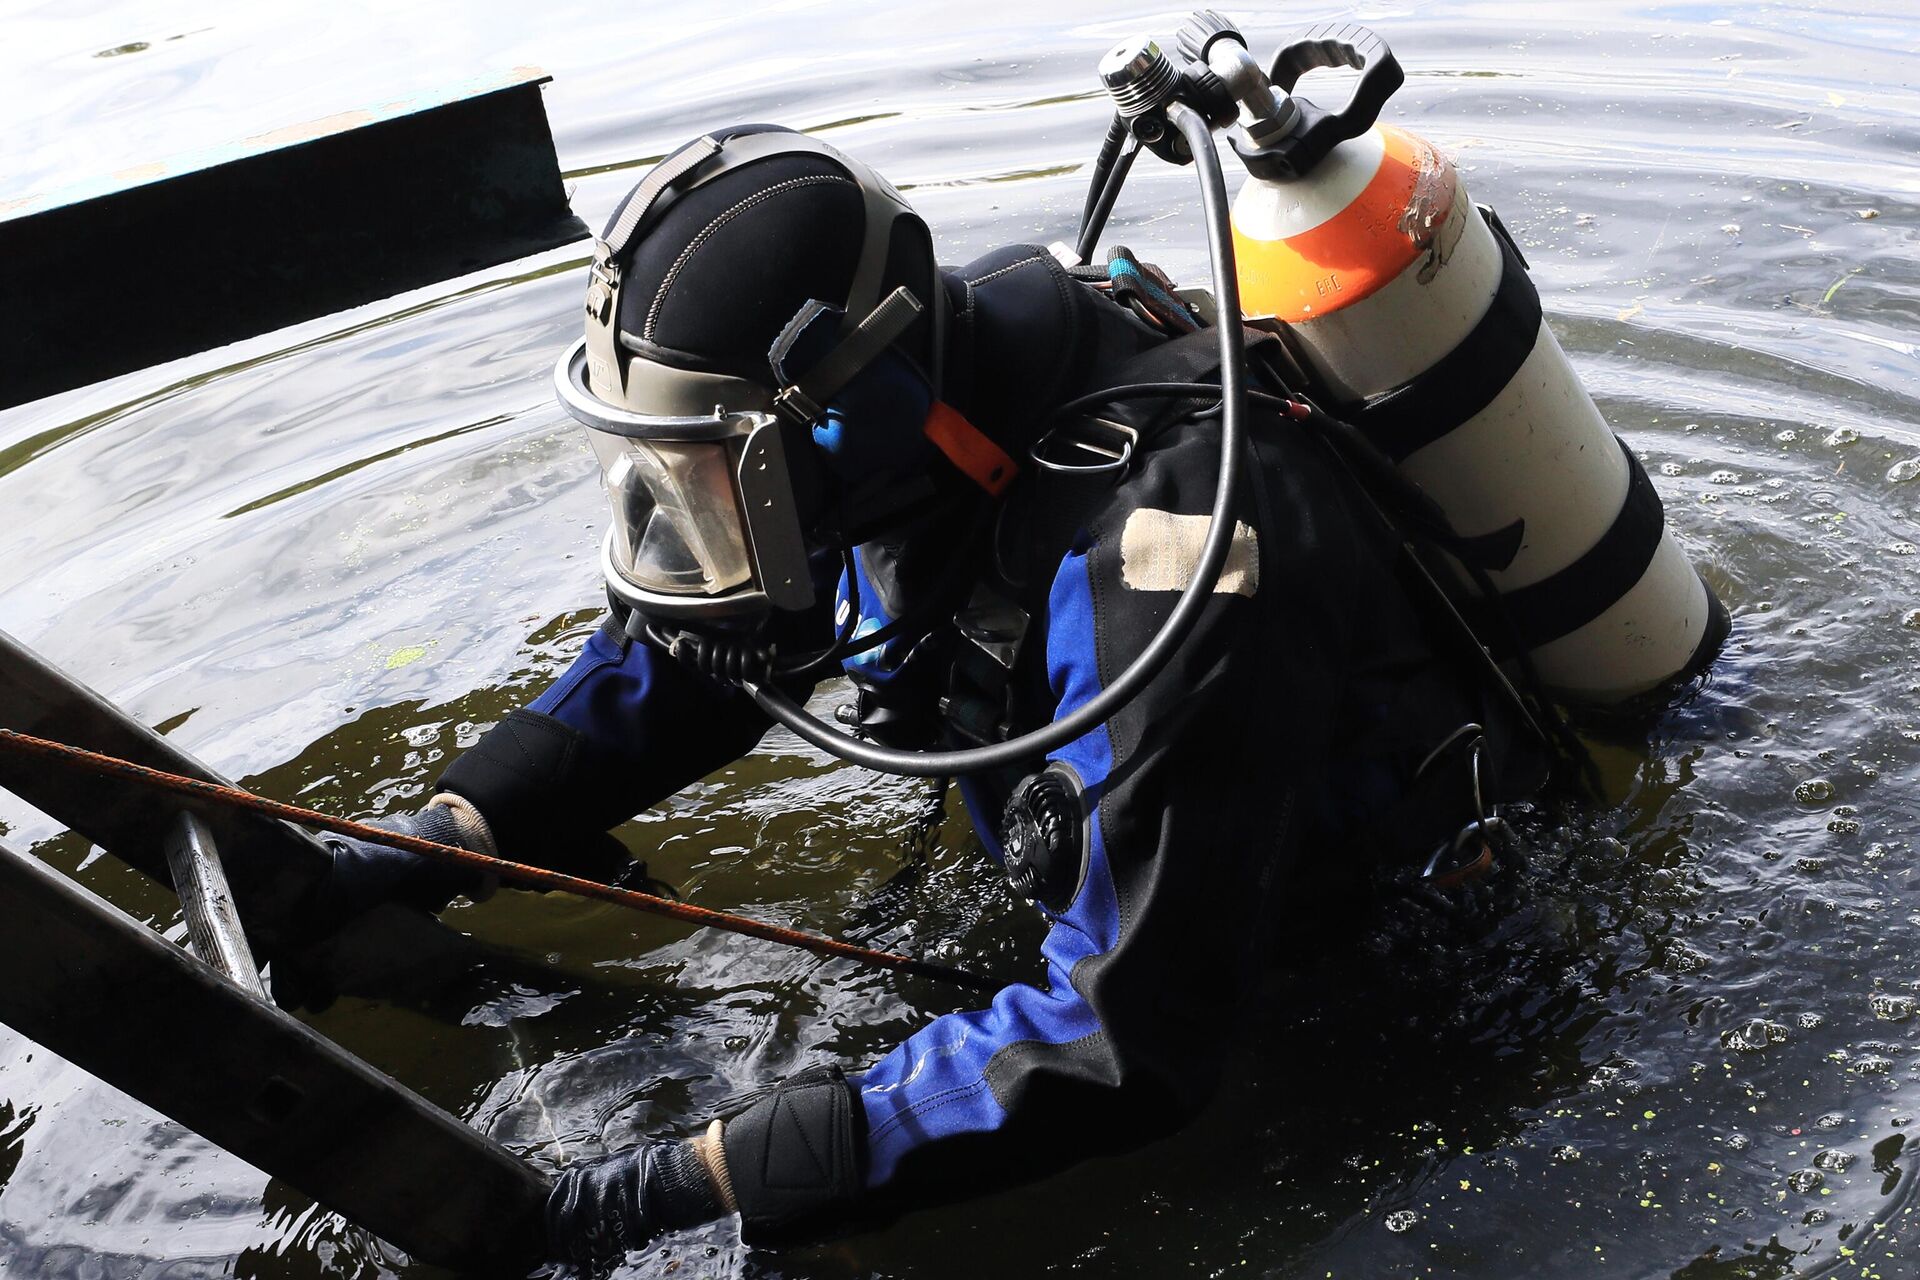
[[922, 401, 1017, 497]]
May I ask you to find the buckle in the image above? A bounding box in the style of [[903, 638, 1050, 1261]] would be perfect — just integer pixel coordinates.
[[585, 241, 620, 324], [1416, 729, 1508, 888], [774, 383, 825, 426], [1422, 816, 1506, 888]]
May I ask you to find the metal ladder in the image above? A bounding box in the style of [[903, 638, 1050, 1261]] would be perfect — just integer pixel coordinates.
[[0, 628, 549, 1274]]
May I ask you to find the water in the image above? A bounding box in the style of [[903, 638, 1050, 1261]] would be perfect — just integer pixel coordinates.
[[2, 1, 1919, 1276]]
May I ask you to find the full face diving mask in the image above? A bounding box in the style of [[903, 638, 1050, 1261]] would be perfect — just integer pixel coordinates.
[[552, 126, 945, 625]]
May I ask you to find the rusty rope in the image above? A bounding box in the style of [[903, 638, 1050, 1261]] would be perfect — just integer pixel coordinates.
[[0, 729, 993, 993]]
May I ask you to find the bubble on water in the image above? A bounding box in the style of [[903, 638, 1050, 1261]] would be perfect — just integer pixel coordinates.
[[1776, 429, 1799, 443], [1384, 1209, 1421, 1233], [1889, 542, 1918, 556], [1903, 611, 1920, 631], [1805, 1208, 1831, 1225], [1722, 1020, 1789, 1052], [1794, 779, 1836, 804], [1725, 1132, 1753, 1152], [1889, 458, 1920, 484], [1814, 1113, 1847, 1130], [1586, 1060, 1642, 1092], [1800, 1012, 1827, 1029], [1668, 943, 1711, 974], [1813, 1149, 1856, 1172], [1661, 462, 1685, 477], [1872, 993, 1916, 1021], [1854, 1055, 1895, 1075], [1708, 469, 1741, 484], [1824, 428, 1860, 447], [1828, 816, 1863, 835], [1551, 1144, 1582, 1163], [1787, 1168, 1826, 1194]]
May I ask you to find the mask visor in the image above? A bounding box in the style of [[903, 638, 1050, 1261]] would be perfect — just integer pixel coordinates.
[[587, 432, 755, 598]]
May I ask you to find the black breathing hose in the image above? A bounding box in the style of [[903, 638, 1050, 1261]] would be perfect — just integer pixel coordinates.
[[1075, 132, 1141, 264], [742, 102, 1247, 777], [1079, 114, 1128, 229]]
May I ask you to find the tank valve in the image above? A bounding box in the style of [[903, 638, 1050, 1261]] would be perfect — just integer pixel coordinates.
[[1177, 9, 1296, 142], [1098, 37, 1182, 119]]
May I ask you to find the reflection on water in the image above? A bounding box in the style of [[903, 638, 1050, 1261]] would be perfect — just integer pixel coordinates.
[[2, 1, 1919, 1276]]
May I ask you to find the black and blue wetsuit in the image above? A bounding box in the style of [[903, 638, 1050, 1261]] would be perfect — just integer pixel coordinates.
[[439, 246, 1547, 1240]]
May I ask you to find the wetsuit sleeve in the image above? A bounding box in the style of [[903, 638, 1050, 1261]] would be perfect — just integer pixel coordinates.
[[436, 619, 790, 863], [726, 516, 1289, 1239]]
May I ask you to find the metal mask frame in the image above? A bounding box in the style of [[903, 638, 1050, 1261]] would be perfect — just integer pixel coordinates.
[[555, 339, 814, 619]]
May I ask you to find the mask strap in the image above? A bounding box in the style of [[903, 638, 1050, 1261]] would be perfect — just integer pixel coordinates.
[[771, 286, 925, 425], [585, 136, 724, 400], [768, 286, 1016, 497], [602, 135, 722, 258]]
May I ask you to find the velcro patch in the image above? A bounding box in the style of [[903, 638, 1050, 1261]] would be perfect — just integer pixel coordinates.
[[1119, 508, 1259, 597]]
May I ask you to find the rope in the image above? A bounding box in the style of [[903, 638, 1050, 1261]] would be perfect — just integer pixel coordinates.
[[0, 729, 993, 993]]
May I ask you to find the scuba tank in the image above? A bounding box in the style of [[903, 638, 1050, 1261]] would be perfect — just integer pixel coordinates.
[[641, 10, 1727, 783], [1103, 13, 1727, 705]]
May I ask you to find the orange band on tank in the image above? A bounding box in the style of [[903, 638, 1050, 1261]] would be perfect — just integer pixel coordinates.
[[1234, 126, 1447, 324]]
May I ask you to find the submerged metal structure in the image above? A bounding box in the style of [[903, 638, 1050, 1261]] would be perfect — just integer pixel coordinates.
[[0, 69, 588, 410], [0, 633, 550, 1272]]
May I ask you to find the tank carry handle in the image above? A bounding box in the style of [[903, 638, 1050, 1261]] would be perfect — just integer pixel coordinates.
[[1221, 17, 1405, 181]]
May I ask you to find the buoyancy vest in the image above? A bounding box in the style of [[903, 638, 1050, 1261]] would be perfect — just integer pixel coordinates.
[[838, 246, 1550, 874]]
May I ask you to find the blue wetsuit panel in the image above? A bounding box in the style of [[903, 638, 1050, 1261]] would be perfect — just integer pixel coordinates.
[[527, 623, 780, 819], [852, 547, 1124, 1187]]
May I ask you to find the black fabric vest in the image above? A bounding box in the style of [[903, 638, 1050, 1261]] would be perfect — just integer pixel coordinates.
[[843, 247, 1548, 868]]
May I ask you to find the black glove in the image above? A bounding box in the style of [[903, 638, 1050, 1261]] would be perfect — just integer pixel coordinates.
[[268, 803, 500, 1012], [544, 1140, 724, 1268], [313, 805, 494, 928]]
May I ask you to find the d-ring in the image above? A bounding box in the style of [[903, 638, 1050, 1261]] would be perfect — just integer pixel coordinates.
[[1031, 416, 1137, 480]]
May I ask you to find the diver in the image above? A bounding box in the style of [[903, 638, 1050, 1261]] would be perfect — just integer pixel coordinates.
[[306, 122, 1600, 1265]]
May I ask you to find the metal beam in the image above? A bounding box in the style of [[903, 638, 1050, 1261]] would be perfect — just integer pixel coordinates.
[[0, 834, 549, 1273], [0, 626, 577, 1009], [0, 627, 327, 955], [0, 70, 588, 409]]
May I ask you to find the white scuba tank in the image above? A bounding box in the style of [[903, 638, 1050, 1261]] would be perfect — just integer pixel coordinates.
[[1207, 20, 1725, 703]]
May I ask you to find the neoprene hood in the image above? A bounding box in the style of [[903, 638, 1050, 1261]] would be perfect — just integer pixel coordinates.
[[555, 124, 946, 625]]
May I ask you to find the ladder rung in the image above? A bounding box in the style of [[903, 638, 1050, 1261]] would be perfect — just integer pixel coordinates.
[[164, 811, 267, 1000]]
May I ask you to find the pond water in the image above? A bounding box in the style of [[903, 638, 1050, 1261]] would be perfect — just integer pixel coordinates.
[[2, 1, 1919, 1277]]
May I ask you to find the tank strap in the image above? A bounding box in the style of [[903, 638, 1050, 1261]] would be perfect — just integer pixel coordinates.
[[1481, 438, 1667, 654], [1341, 233, 1542, 463]]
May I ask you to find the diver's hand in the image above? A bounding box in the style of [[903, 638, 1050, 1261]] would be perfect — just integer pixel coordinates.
[[267, 798, 501, 1013], [544, 1136, 730, 1268], [313, 796, 499, 927]]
